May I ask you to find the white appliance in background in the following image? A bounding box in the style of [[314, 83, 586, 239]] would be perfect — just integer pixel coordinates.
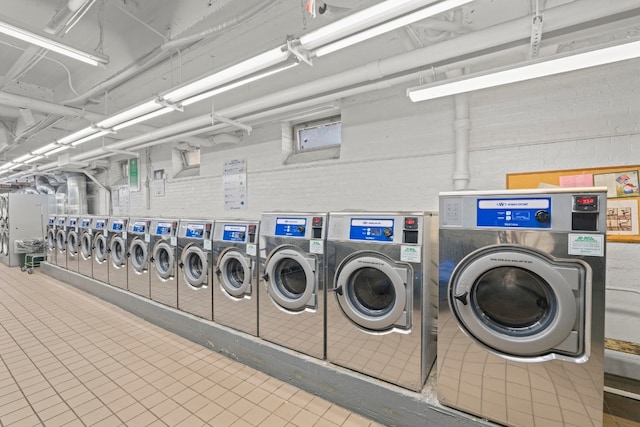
[[0, 194, 49, 267]]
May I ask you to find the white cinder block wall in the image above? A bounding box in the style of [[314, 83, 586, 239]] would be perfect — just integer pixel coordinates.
[[115, 59, 640, 345]]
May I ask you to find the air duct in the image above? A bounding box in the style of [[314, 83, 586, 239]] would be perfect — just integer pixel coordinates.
[[66, 173, 87, 215]]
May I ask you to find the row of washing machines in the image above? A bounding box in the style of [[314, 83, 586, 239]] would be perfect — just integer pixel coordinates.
[[43, 188, 607, 427]]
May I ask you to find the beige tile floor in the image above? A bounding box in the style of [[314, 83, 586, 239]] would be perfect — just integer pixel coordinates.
[[0, 264, 385, 427]]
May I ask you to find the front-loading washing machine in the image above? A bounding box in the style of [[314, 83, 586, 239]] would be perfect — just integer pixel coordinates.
[[127, 218, 151, 298], [55, 215, 67, 268], [149, 218, 179, 308], [177, 219, 214, 320], [91, 217, 109, 283], [78, 216, 93, 278], [326, 212, 438, 391], [46, 215, 57, 265], [438, 188, 607, 427], [259, 213, 327, 359], [66, 216, 80, 273], [107, 217, 128, 289], [212, 219, 260, 336]]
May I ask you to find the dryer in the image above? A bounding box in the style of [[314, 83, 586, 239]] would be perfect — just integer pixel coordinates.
[[107, 217, 128, 289], [46, 215, 57, 265], [55, 215, 67, 268], [438, 188, 606, 427], [212, 220, 260, 336], [326, 212, 438, 392], [177, 219, 214, 319], [78, 216, 93, 277], [259, 213, 327, 359], [127, 218, 151, 298], [149, 219, 179, 308], [91, 217, 109, 283], [66, 216, 80, 273]]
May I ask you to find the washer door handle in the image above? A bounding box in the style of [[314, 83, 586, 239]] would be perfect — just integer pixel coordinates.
[[262, 273, 269, 282], [178, 261, 184, 268], [454, 291, 469, 305], [329, 285, 343, 296], [215, 267, 221, 275]]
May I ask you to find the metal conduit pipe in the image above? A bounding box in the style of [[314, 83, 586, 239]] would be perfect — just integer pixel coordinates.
[[35, 0, 640, 168], [449, 69, 470, 190]]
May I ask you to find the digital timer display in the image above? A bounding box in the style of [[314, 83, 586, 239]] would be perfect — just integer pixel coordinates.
[[573, 195, 598, 211], [577, 197, 595, 205]]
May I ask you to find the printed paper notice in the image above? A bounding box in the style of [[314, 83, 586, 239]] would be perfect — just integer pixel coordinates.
[[607, 199, 638, 235], [223, 159, 247, 211], [568, 234, 605, 257]]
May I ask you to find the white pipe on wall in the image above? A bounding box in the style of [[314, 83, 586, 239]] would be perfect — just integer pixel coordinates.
[[449, 68, 470, 190]]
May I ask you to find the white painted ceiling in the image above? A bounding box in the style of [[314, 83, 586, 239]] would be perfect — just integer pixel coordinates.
[[0, 0, 638, 180]]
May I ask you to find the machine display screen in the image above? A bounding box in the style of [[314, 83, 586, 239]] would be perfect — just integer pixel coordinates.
[[132, 221, 146, 233], [275, 218, 306, 237], [48, 217, 55, 225], [156, 222, 172, 235], [95, 220, 105, 229], [349, 219, 394, 241], [223, 225, 246, 242], [57, 218, 65, 225], [185, 223, 204, 238], [81, 219, 90, 227], [69, 219, 77, 226], [476, 198, 551, 228], [111, 221, 124, 231]]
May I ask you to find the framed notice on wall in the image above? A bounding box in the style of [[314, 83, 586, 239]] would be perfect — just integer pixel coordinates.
[[507, 165, 640, 243]]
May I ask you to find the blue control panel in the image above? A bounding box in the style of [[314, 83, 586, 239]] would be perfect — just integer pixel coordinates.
[[48, 217, 55, 225], [81, 219, 90, 227], [95, 220, 105, 229], [477, 198, 551, 228], [132, 221, 146, 233], [111, 221, 125, 231], [185, 223, 205, 238], [349, 218, 394, 241], [69, 219, 77, 226], [275, 218, 306, 237], [223, 225, 247, 242], [156, 222, 172, 235], [57, 218, 65, 226]]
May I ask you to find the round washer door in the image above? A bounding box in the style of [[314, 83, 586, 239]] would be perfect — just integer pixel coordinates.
[[217, 249, 251, 297], [110, 236, 126, 267], [264, 247, 316, 311], [67, 230, 78, 254], [94, 234, 107, 262], [129, 238, 148, 273], [153, 241, 175, 280], [47, 229, 56, 250], [181, 245, 209, 288], [449, 245, 581, 357], [80, 232, 92, 259], [334, 254, 410, 331], [56, 229, 66, 253]]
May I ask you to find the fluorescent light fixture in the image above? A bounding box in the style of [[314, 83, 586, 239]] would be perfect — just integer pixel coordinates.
[[13, 153, 33, 163], [46, 145, 71, 156], [300, 0, 441, 50], [0, 13, 108, 66], [32, 142, 60, 155], [408, 38, 640, 102], [313, 0, 472, 57], [181, 61, 299, 107], [24, 155, 43, 164], [57, 126, 97, 144], [96, 100, 162, 129], [112, 107, 173, 131], [163, 46, 290, 103], [0, 162, 14, 171], [71, 130, 109, 146], [65, 0, 98, 34]]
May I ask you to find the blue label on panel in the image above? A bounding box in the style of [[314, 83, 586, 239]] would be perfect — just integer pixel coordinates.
[[69, 219, 77, 226], [223, 225, 247, 242], [185, 223, 204, 238], [275, 218, 306, 237], [477, 198, 551, 228], [132, 222, 146, 233], [156, 222, 172, 235], [349, 218, 394, 241], [111, 221, 124, 231], [81, 219, 90, 227], [48, 217, 55, 225], [95, 221, 105, 229]]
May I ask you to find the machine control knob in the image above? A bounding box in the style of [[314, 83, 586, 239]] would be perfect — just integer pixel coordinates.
[[454, 291, 469, 305], [297, 226, 305, 233], [238, 232, 245, 239], [535, 210, 550, 223], [383, 227, 393, 238]]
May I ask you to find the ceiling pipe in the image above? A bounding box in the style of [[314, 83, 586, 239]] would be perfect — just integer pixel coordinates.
[[31, 0, 640, 170]]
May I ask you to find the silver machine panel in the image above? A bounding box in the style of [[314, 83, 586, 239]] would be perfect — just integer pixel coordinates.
[[78, 216, 93, 278], [55, 215, 67, 268], [46, 214, 57, 265], [107, 217, 129, 289], [212, 220, 260, 336], [91, 217, 109, 283], [438, 188, 607, 427], [177, 219, 214, 320], [149, 219, 179, 308], [127, 218, 151, 298], [326, 212, 438, 391], [259, 213, 327, 359], [66, 217, 80, 273]]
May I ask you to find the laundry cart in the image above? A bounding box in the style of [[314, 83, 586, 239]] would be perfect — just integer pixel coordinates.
[[15, 239, 46, 273]]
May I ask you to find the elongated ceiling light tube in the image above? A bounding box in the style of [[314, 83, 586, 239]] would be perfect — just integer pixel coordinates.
[[314, 0, 473, 57], [408, 38, 640, 102], [163, 46, 290, 103], [71, 130, 109, 146], [112, 107, 173, 131], [13, 153, 33, 163], [46, 145, 71, 156], [96, 100, 162, 129], [24, 156, 43, 164], [57, 126, 98, 144], [32, 142, 59, 155], [0, 14, 108, 66]]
